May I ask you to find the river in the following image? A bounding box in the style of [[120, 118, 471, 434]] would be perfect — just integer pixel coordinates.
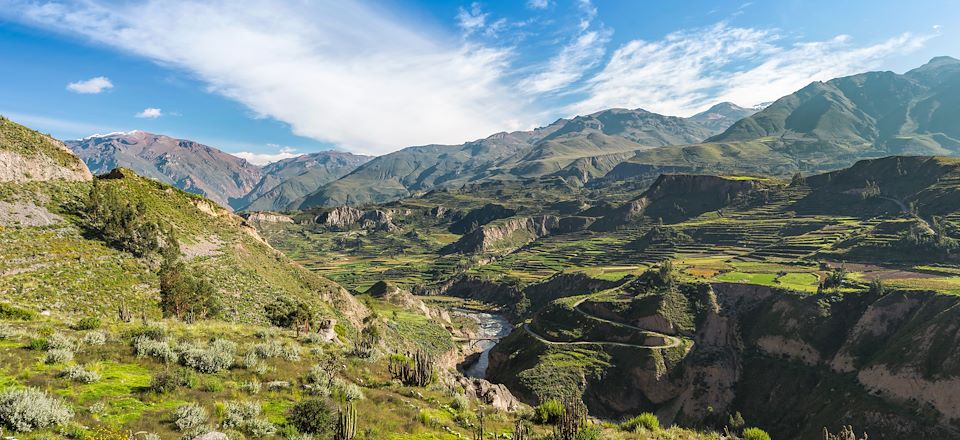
[[453, 308, 512, 378]]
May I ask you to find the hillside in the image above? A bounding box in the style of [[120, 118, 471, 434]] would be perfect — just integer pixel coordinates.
[[0, 116, 92, 183], [67, 131, 263, 209], [2, 118, 365, 327], [237, 151, 372, 212], [295, 106, 747, 208], [608, 57, 960, 182]]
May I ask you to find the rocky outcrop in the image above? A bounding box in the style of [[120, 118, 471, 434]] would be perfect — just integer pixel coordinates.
[[442, 215, 560, 255], [314, 206, 398, 232], [592, 174, 770, 230], [448, 203, 517, 234], [0, 116, 92, 183], [0, 148, 92, 183], [455, 376, 522, 412], [367, 281, 451, 324], [242, 212, 294, 224]]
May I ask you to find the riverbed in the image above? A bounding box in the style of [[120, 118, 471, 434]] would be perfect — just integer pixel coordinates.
[[453, 308, 512, 378]]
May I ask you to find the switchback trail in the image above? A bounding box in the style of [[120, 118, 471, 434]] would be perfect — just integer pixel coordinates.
[[521, 295, 684, 349]]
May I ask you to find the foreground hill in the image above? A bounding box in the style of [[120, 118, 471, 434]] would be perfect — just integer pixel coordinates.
[[3, 118, 365, 327], [296, 106, 750, 208], [0, 115, 91, 183], [67, 131, 263, 209], [609, 56, 960, 181], [236, 151, 372, 212]]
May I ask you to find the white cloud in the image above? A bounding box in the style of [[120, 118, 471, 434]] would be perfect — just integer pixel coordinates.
[[518, 0, 609, 94], [233, 146, 299, 165], [457, 3, 488, 35], [11, 0, 527, 156], [527, 0, 549, 9], [66, 76, 113, 94], [569, 23, 932, 117], [135, 107, 163, 118]]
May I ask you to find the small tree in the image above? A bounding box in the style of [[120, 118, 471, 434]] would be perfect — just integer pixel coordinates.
[[84, 179, 172, 257], [158, 254, 219, 322], [265, 297, 313, 332]]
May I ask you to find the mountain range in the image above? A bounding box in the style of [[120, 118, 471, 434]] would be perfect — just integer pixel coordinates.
[[63, 57, 960, 212], [67, 131, 370, 210]]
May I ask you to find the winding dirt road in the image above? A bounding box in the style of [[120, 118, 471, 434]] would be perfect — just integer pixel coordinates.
[[521, 295, 684, 349]]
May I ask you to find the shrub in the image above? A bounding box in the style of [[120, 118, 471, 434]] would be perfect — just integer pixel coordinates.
[[133, 336, 178, 364], [150, 368, 197, 394], [0, 325, 17, 340], [331, 378, 364, 401], [250, 340, 299, 360], [534, 399, 564, 424], [0, 387, 73, 432], [265, 381, 291, 391], [743, 427, 772, 440], [240, 380, 261, 395], [201, 378, 224, 392], [222, 401, 275, 437], [72, 317, 101, 331], [451, 393, 470, 411], [172, 403, 208, 433], [26, 338, 48, 351], [83, 331, 108, 346], [179, 339, 235, 373], [622, 412, 659, 432], [59, 365, 100, 384], [289, 399, 335, 435], [47, 333, 76, 351], [0, 303, 36, 321], [576, 424, 603, 440], [128, 325, 167, 341], [264, 296, 313, 329], [44, 348, 74, 364]]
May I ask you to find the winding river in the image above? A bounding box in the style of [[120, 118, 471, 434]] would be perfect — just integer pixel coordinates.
[[453, 308, 512, 378]]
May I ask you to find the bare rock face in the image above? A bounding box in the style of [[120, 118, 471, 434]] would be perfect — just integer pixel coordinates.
[[315, 206, 398, 232], [243, 211, 294, 224], [456, 376, 522, 412], [0, 117, 92, 183], [443, 215, 560, 255]]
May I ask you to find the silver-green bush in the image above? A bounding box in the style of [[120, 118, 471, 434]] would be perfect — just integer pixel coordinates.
[[44, 348, 73, 364], [173, 402, 208, 433], [0, 387, 74, 432], [59, 365, 100, 384]]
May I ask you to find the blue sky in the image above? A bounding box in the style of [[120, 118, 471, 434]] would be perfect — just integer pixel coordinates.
[[0, 0, 956, 162]]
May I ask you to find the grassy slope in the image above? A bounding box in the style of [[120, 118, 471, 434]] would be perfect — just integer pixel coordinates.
[[0, 169, 364, 327], [0, 116, 86, 169]]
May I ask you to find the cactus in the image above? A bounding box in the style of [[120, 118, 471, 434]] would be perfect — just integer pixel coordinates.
[[389, 350, 434, 387], [824, 426, 868, 440], [474, 409, 485, 440], [334, 402, 358, 440], [511, 418, 529, 440], [553, 398, 586, 440], [118, 303, 132, 323]]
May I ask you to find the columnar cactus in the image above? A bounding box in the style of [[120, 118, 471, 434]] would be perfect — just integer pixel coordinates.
[[334, 402, 357, 440]]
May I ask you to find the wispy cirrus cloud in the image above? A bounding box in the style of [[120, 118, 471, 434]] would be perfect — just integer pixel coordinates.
[[569, 23, 932, 117], [3, 1, 938, 155], [518, 0, 610, 94], [527, 0, 549, 10], [66, 76, 113, 94], [9, 0, 526, 155]]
